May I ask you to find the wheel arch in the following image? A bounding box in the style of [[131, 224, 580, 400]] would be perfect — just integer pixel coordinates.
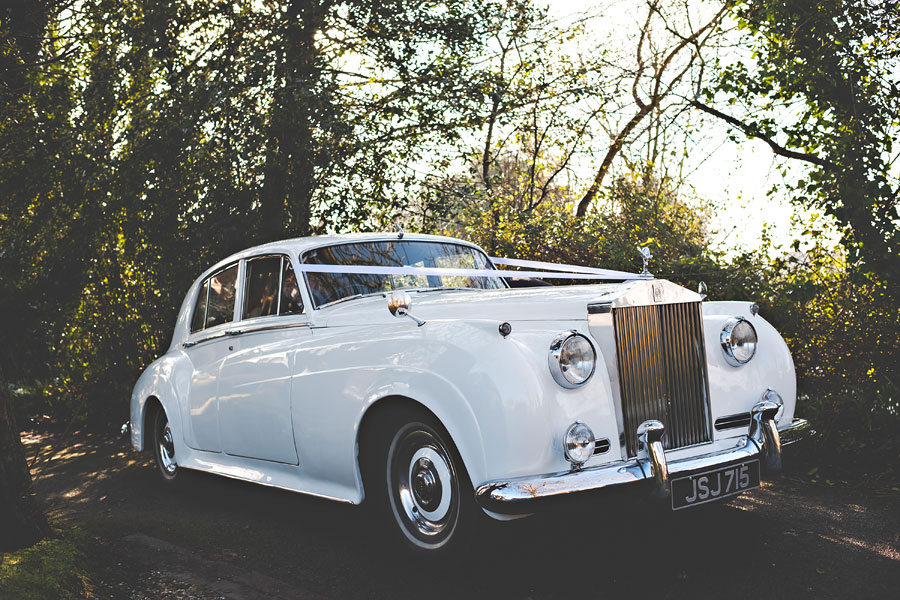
[[130, 353, 189, 453], [141, 396, 163, 452], [355, 394, 482, 504]]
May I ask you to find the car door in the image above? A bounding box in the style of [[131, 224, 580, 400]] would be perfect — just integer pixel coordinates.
[[217, 254, 309, 464], [182, 263, 241, 453]]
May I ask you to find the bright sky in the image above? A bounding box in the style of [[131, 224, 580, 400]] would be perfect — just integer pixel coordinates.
[[543, 0, 826, 256]]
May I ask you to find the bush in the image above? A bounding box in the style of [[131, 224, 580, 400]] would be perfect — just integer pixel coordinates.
[[0, 531, 92, 600]]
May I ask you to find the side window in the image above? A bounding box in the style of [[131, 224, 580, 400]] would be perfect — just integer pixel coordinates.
[[205, 264, 238, 328], [190, 280, 209, 333], [241, 255, 305, 320], [280, 259, 304, 315], [243, 256, 281, 319]]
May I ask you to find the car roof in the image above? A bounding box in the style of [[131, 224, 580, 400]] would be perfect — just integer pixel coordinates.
[[201, 232, 487, 278]]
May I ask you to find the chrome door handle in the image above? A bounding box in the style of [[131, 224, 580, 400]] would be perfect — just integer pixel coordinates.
[[224, 329, 244, 336]]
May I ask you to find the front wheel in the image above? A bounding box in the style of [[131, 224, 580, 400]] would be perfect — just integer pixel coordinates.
[[365, 409, 476, 553]]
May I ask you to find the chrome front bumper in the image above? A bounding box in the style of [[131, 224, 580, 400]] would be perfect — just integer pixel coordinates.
[[475, 404, 812, 514]]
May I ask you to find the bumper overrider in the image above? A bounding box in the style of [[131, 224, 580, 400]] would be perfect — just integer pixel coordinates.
[[475, 401, 813, 513]]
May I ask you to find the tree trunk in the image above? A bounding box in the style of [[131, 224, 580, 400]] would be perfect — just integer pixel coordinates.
[[260, 0, 332, 242], [0, 370, 50, 552]]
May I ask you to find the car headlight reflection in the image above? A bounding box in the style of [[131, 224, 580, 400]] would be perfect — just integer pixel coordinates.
[[549, 332, 596, 388], [720, 317, 757, 366]]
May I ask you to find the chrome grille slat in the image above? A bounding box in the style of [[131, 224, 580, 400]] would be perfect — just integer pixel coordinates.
[[613, 301, 712, 458]]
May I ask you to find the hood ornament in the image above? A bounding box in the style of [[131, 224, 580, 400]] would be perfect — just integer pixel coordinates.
[[638, 247, 653, 278]]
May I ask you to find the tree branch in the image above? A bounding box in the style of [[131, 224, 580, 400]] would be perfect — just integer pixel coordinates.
[[575, 4, 726, 217], [688, 100, 838, 169]]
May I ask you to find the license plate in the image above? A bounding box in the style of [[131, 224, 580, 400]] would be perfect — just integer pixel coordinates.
[[671, 460, 760, 510]]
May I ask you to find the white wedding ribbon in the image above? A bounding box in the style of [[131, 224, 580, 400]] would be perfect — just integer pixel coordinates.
[[295, 258, 643, 281], [489, 257, 640, 279]]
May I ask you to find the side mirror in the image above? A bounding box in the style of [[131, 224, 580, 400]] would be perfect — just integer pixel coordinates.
[[387, 291, 425, 327]]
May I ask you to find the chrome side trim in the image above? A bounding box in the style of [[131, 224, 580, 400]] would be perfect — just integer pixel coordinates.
[[236, 322, 311, 335], [183, 331, 229, 348], [182, 321, 310, 348], [715, 412, 752, 431]]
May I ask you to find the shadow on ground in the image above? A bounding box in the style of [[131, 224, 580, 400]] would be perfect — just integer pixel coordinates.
[[23, 431, 900, 600]]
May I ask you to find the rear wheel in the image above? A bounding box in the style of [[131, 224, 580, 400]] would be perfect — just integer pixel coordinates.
[[364, 407, 476, 553], [152, 406, 179, 483]]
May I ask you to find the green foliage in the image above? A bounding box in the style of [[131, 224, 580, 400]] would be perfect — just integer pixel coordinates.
[[714, 0, 900, 278], [0, 531, 91, 600], [735, 246, 899, 483], [447, 169, 719, 280], [0, 0, 520, 425]]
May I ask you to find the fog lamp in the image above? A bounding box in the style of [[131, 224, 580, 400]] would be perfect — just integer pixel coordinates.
[[564, 422, 596, 467]]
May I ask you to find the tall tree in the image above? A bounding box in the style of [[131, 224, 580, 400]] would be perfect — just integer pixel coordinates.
[[0, 369, 50, 552], [696, 0, 900, 277], [0, 0, 60, 551], [0, 0, 538, 428], [576, 0, 728, 217]]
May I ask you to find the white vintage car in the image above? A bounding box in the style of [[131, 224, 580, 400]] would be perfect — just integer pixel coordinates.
[[128, 232, 811, 552]]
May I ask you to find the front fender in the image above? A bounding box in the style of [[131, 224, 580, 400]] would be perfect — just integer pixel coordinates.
[[292, 319, 618, 503], [702, 301, 797, 428]]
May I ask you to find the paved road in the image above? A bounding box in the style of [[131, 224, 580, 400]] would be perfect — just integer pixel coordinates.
[[25, 432, 900, 599]]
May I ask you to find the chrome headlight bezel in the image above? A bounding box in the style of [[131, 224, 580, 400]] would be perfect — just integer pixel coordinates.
[[720, 317, 758, 366], [548, 331, 597, 388]]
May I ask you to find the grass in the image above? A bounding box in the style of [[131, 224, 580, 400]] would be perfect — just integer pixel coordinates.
[[0, 529, 92, 600]]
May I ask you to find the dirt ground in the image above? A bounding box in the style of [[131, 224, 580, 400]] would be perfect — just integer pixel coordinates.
[[22, 431, 900, 600]]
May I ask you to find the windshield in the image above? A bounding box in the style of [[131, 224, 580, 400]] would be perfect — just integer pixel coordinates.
[[301, 240, 504, 308]]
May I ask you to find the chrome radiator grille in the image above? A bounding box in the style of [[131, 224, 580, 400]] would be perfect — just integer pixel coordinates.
[[613, 301, 712, 458]]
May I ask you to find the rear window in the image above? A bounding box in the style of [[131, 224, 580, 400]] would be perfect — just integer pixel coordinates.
[[190, 264, 238, 332]]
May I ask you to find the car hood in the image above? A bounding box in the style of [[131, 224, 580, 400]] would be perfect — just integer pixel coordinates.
[[315, 282, 633, 326]]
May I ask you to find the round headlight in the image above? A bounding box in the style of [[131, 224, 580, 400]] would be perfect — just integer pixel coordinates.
[[564, 422, 595, 466], [720, 317, 757, 366], [549, 332, 596, 388]]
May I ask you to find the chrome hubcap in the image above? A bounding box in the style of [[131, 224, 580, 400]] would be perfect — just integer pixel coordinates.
[[159, 422, 177, 474], [412, 456, 442, 512], [388, 426, 458, 548]]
